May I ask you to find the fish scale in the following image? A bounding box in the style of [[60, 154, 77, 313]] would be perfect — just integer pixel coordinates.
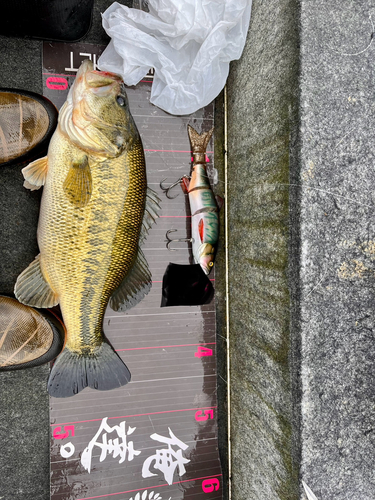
[[40, 132, 146, 350], [14, 60, 159, 397]]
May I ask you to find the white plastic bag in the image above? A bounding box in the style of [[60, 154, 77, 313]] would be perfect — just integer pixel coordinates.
[[98, 0, 252, 115]]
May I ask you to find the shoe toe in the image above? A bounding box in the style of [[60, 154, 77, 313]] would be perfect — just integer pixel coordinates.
[[0, 296, 65, 371], [0, 90, 58, 167]]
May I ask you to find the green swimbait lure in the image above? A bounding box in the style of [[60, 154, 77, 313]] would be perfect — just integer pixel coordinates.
[[184, 125, 218, 275], [162, 126, 219, 275]]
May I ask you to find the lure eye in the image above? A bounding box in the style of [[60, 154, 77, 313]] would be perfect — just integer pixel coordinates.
[[116, 95, 126, 107], [208, 262, 214, 267]]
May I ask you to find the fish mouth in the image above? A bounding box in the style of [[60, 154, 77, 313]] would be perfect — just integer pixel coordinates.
[[91, 69, 123, 81], [77, 60, 121, 82], [75, 60, 122, 97], [87, 70, 123, 91], [77, 59, 121, 77]]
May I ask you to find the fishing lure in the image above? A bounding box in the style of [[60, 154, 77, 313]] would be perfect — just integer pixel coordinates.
[[161, 125, 219, 275]]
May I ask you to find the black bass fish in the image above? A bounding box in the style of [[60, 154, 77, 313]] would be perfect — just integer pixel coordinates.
[[14, 60, 160, 397]]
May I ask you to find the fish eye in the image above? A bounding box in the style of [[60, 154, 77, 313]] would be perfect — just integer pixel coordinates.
[[116, 95, 126, 107], [208, 261, 214, 267]]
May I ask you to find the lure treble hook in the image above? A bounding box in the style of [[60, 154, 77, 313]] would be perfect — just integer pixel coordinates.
[[160, 175, 190, 199], [165, 229, 193, 251]]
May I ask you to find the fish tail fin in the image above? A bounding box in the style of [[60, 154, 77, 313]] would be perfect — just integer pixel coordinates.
[[47, 342, 131, 398]]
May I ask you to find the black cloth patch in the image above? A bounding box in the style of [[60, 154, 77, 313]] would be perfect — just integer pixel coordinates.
[[0, 0, 94, 41], [161, 263, 214, 307]]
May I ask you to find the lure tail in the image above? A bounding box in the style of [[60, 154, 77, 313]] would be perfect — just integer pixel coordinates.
[[47, 342, 131, 398], [187, 125, 213, 153]]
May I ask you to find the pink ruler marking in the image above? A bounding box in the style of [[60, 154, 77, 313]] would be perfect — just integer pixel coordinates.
[[51, 406, 218, 427], [76, 474, 223, 500], [116, 342, 216, 352], [145, 149, 213, 155]]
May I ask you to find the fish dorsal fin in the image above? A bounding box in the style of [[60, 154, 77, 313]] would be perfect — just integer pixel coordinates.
[[63, 155, 92, 208], [22, 156, 48, 190], [139, 187, 161, 245], [187, 125, 214, 153], [14, 254, 58, 308], [110, 248, 152, 312]]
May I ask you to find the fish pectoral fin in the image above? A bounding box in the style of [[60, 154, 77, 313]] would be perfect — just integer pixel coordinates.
[[110, 248, 152, 312], [22, 156, 48, 190], [63, 155, 92, 208], [14, 254, 58, 308], [139, 187, 161, 245]]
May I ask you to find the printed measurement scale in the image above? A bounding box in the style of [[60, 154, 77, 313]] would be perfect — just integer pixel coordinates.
[[43, 42, 222, 500]]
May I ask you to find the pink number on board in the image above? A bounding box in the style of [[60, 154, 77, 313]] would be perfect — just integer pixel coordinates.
[[202, 478, 220, 493], [46, 77, 68, 90], [53, 425, 75, 440], [195, 409, 214, 421], [195, 346, 213, 358]]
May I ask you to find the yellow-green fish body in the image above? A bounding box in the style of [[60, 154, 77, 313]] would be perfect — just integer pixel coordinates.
[[39, 128, 145, 351], [14, 61, 160, 397]]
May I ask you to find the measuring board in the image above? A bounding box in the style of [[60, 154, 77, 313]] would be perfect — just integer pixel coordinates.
[[43, 42, 222, 500]]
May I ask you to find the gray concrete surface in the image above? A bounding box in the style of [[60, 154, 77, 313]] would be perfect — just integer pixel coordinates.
[[299, 2, 375, 499], [226, 1, 300, 499], [227, 0, 375, 499]]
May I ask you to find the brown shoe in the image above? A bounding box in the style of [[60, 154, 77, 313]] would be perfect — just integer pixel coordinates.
[[0, 89, 57, 167], [0, 296, 65, 371]]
